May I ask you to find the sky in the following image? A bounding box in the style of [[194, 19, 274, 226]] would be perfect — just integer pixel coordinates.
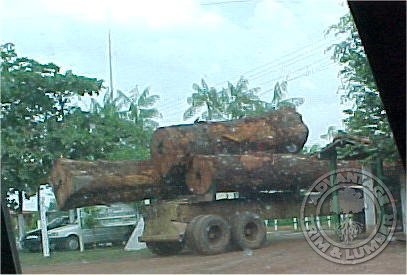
[[1, 0, 351, 147]]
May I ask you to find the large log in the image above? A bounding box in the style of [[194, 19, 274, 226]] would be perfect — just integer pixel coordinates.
[[50, 158, 163, 210], [185, 153, 361, 195], [151, 107, 309, 181]]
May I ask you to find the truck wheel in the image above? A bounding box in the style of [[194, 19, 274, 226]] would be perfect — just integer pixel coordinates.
[[146, 241, 183, 256], [65, 235, 79, 251], [191, 214, 231, 255], [185, 215, 205, 250], [231, 212, 266, 250]]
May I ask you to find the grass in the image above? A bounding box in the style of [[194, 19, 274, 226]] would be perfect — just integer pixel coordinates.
[[19, 246, 152, 267]]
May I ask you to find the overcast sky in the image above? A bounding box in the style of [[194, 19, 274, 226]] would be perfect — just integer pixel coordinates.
[[1, 0, 351, 147]]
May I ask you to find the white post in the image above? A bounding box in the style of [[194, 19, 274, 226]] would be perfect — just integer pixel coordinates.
[[40, 197, 50, 257], [327, 216, 331, 229], [305, 217, 309, 230], [362, 165, 376, 233], [293, 217, 298, 231], [274, 219, 278, 231], [316, 216, 321, 229], [17, 213, 25, 249], [76, 208, 85, 252]]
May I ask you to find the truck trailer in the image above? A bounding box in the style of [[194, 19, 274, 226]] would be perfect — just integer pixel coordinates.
[[50, 107, 360, 255]]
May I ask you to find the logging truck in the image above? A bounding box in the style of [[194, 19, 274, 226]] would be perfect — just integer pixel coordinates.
[[50, 107, 359, 255]]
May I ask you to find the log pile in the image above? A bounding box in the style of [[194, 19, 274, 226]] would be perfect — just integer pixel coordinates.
[[49, 107, 362, 210], [185, 153, 361, 195], [151, 107, 309, 181]]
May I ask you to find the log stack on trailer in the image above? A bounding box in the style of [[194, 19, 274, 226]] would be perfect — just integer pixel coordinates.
[[50, 107, 361, 255], [150, 106, 309, 183]]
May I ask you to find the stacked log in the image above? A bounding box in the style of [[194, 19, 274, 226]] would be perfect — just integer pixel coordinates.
[[151, 107, 309, 183], [50, 108, 366, 210], [50, 158, 163, 210], [185, 153, 361, 195]]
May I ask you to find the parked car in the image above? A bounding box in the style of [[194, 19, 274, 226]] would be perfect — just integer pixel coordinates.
[[21, 216, 70, 252], [21, 206, 138, 252]]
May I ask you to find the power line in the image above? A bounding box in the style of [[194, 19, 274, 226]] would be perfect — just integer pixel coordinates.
[[257, 62, 336, 97], [255, 58, 332, 88], [155, 36, 339, 111], [158, 56, 333, 112], [200, 0, 254, 6], [161, 61, 337, 119], [247, 49, 330, 82], [211, 38, 337, 89], [224, 35, 334, 80]]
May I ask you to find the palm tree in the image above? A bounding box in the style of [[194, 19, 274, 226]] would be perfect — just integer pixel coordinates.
[[124, 86, 161, 130], [225, 77, 264, 119], [87, 86, 161, 160], [270, 81, 304, 109], [91, 87, 161, 129], [183, 79, 226, 121]]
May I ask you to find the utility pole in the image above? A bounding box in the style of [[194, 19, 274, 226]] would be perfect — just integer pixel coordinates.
[[108, 30, 114, 101]]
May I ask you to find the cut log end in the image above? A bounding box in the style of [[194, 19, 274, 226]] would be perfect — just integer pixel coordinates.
[[50, 158, 160, 209]]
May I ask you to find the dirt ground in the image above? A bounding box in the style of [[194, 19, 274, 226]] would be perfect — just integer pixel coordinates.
[[23, 233, 406, 274]]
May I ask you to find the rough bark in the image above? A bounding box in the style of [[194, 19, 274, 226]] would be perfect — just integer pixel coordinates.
[[185, 153, 361, 195], [151, 107, 309, 182], [50, 158, 162, 210]]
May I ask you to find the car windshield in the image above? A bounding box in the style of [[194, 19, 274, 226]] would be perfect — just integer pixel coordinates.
[[1, 0, 405, 274], [47, 218, 69, 230]]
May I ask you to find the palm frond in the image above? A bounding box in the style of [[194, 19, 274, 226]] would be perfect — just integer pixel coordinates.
[[183, 106, 199, 120]]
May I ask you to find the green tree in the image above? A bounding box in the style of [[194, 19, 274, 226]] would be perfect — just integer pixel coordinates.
[[184, 77, 304, 122], [326, 14, 399, 161], [1, 43, 103, 207], [301, 144, 322, 155], [184, 79, 226, 121], [49, 86, 161, 162], [270, 81, 304, 109], [224, 77, 264, 119]]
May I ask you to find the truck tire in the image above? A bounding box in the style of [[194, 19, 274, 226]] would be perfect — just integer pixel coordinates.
[[191, 214, 231, 255], [231, 212, 266, 250], [65, 235, 79, 251], [185, 215, 205, 250], [146, 241, 183, 256]]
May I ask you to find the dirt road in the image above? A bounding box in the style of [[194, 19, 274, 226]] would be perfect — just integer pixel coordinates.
[[23, 233, 406, 274]]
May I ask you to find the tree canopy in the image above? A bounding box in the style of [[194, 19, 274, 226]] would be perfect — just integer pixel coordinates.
[[184, 77, 303, 121], [325, 14, 399, 161], [1, 43, 103, 203], [1, 43, 161, 208]]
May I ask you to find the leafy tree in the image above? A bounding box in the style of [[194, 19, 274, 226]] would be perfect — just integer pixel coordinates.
[[184, 79, 226, 121], [302, 144, 322, 155], [270, 81, 304, 109], [184, 77, 304, 122], [320, 125, 339, 142], [224, 77, 264, 119], [1, 43, 103, 208], [48, 87, 161, 162], [117, 86, 161, 130], [326, 14, 399, 161]]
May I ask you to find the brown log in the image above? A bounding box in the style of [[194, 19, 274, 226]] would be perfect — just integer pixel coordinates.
[[151, 107, 309, 181], [50, 158, 162, 210], [185, 153, 361, 195]]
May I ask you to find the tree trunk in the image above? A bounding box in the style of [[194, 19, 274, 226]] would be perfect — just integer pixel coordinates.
[[50, 158, 164, 210], [185, 153, 361, 195], [151, 107, 309, 182]]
